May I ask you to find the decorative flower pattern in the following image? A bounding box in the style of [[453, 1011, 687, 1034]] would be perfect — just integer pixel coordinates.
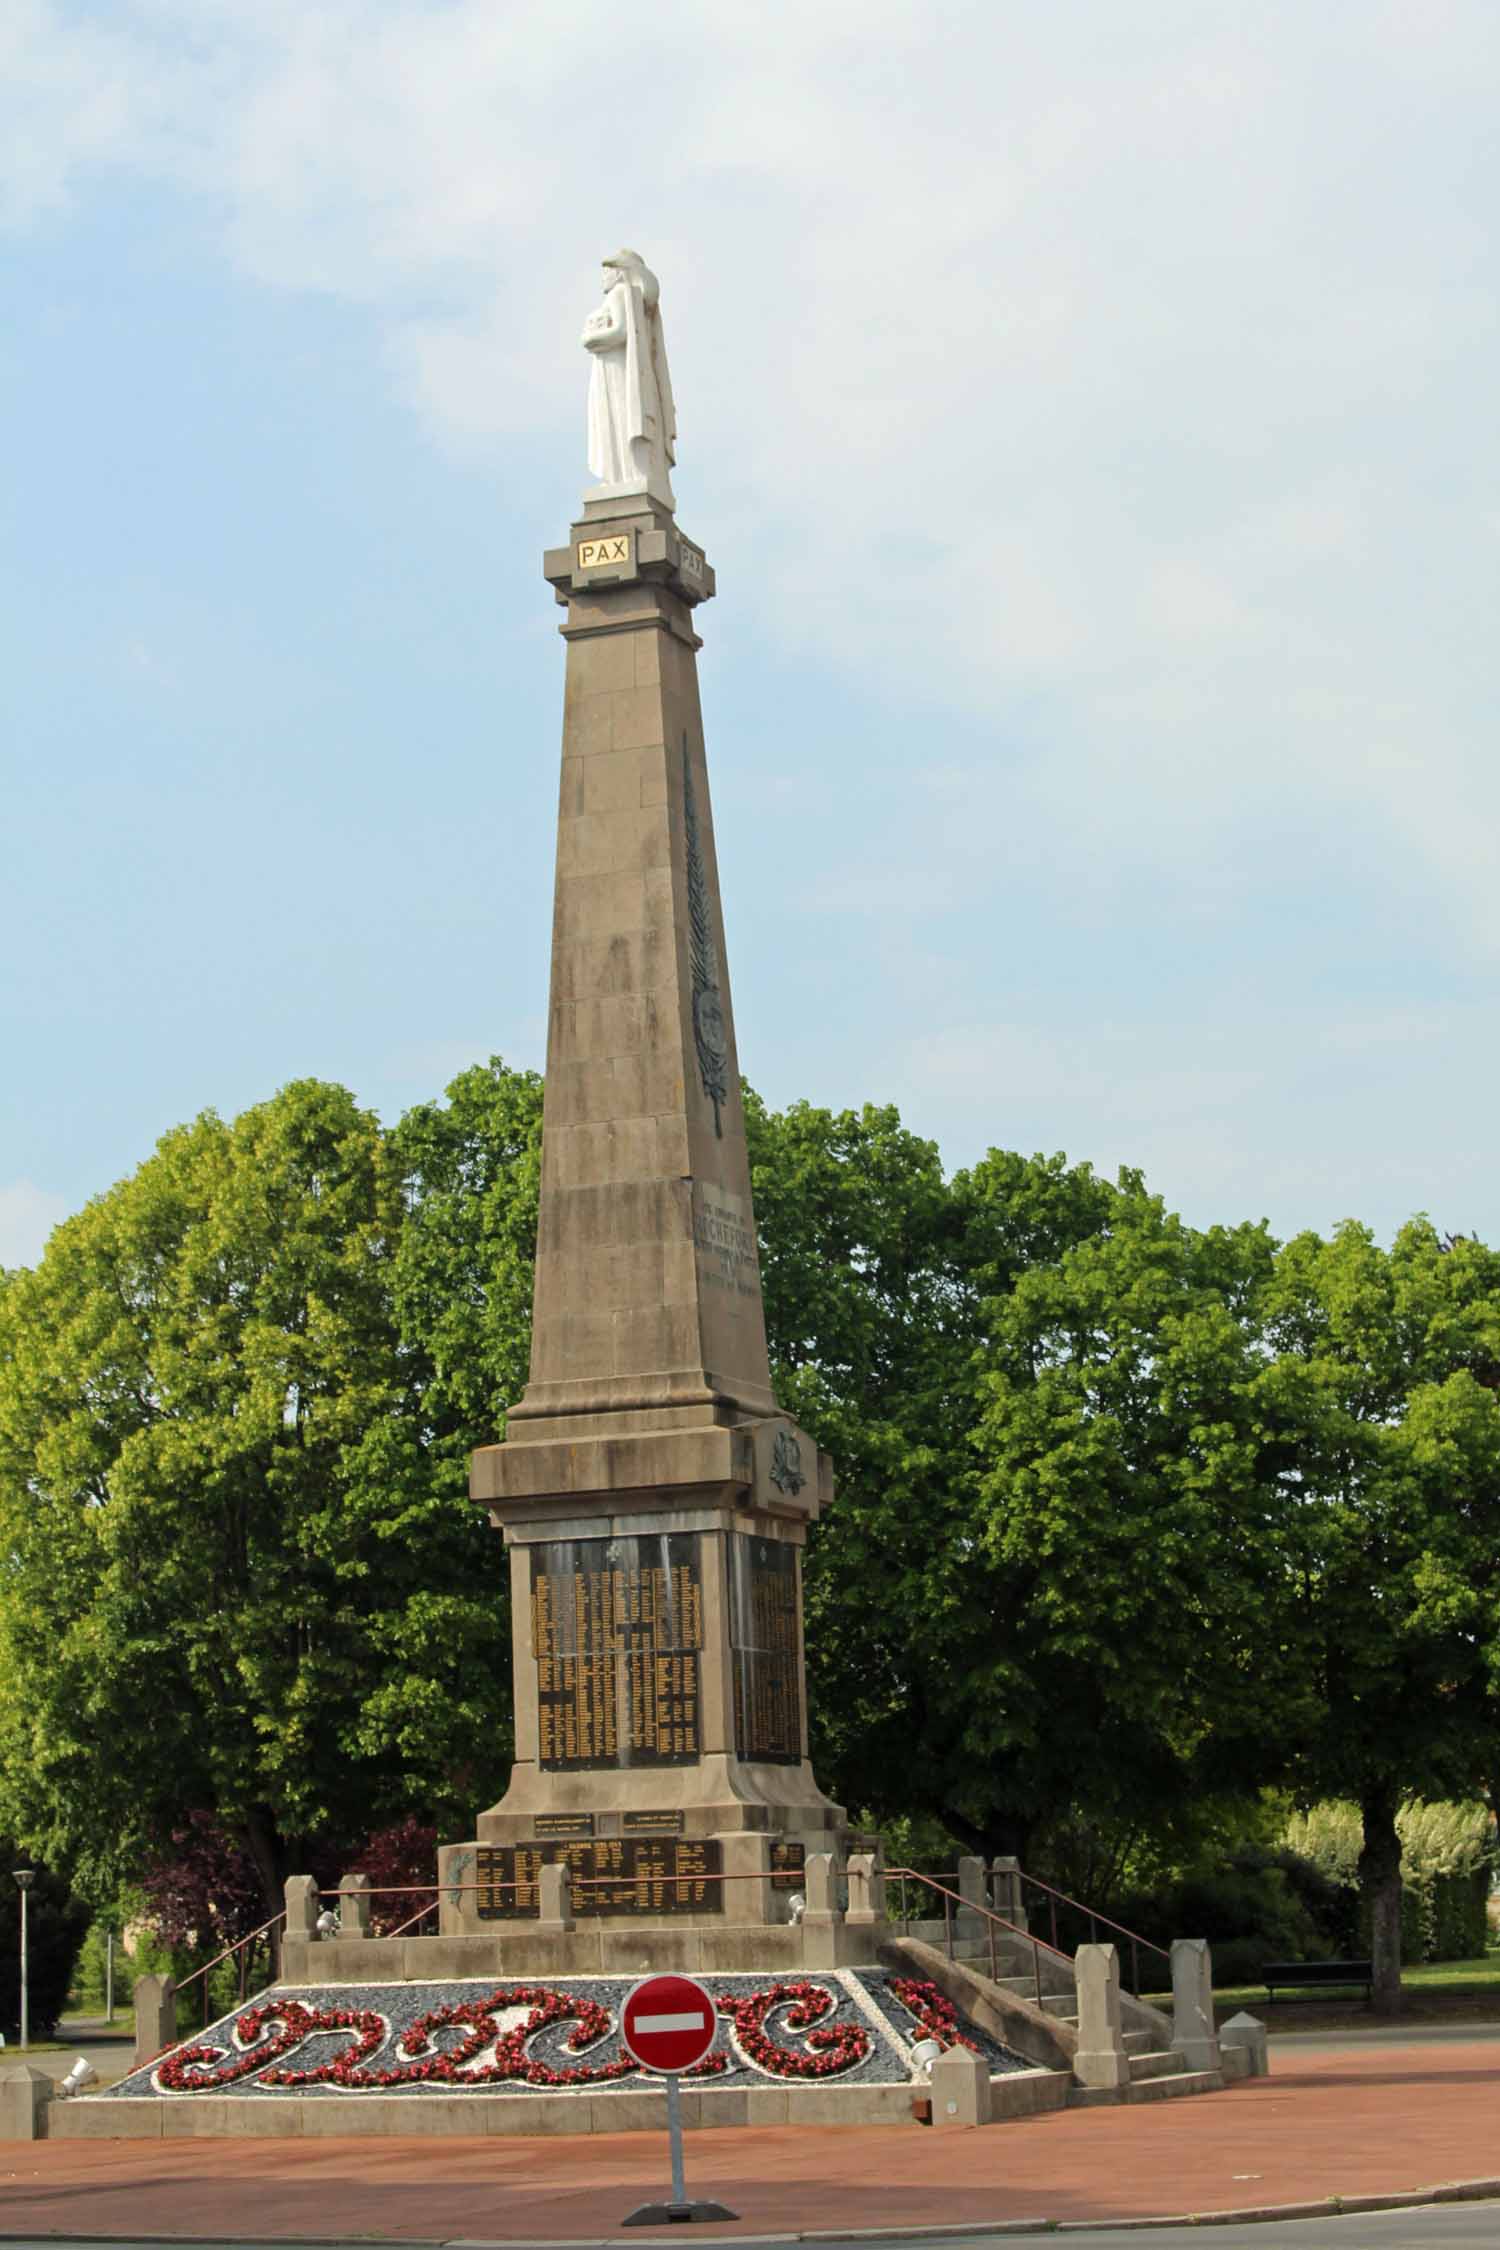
[[887, 1977, 981, 2054], [149, 1973, 990, 2095], [714, 1979, 871, 2079]]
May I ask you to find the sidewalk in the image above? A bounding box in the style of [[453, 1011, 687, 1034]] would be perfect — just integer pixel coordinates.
[[1, 2041, 1499, 2241]]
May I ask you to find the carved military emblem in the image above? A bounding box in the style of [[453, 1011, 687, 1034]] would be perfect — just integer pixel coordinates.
[[769, 1428, 805, 1497]]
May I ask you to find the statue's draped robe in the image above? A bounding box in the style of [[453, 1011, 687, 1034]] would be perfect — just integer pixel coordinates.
[[585, 279, 676, 494]]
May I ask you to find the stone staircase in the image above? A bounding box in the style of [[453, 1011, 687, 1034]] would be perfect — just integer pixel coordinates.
[[906, 1900, 1225, 2108]]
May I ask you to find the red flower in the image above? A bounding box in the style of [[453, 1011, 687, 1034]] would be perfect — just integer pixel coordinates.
[[888, 1977, 980, 2055]]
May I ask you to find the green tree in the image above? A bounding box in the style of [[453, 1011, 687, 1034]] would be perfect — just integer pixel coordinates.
[[1256, 1219, 1500, 2009], [746, 1099, 1274, 1875], [0, 1853, 90, 2039], [0, 1077, 517, 1920], [963, 1176, 1291, 1874], [350, 1057, 542, 1804]]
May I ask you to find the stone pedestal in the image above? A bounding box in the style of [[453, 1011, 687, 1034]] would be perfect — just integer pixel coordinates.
[[132, 1974, 176, 2070], [1072, 1943, 1130, 2091], [441, 493, 850, 1951], [929, 2043, 992, 2128], [0, 2065, 52, 2141], [1170, 1937, 1220, 2073]]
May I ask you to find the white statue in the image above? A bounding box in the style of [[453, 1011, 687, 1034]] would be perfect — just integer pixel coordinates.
[[582, 249, 676, 509]]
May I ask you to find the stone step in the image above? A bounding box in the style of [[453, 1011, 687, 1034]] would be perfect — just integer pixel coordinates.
[[1067, 2067, 1222, 2111], [1121, 2029, 1155, 2054], [1127, 2068, 1223, 2103], [1128, 2048, 1187, 2081], [1039, 1993, 1079, 2018]]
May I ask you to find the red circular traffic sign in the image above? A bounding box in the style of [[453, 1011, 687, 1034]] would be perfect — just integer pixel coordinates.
[[619, 1972, 719, 2075]]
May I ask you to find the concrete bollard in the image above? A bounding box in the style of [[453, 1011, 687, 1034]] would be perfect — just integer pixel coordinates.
[[538, 1862, 574, 1933], [339, 1871, 373, 1937], [800, 1851, 843, 1967], [1072, 1943, 1130, 2090], [846, 1850, 887, 1927], [0, 2065, 53, 2140], [720, 1830, 774, 1924], [1171, 1937, 1220, 2072], [956, 1855, 986, 1941], [929, 2041, 992, 2127], [133, 1973, 177, 2069], [1219, 2010, 1270, 2077], [990, 1855, 1027, 1930], [283, 1873, 319, 1940]]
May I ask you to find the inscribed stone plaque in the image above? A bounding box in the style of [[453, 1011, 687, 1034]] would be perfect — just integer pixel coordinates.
[[728, 1534, 803, 1766], [691, 1182, 761, 1302], [474, 1839, 723, 1919], [623, 1809, 686, 1834], [531, 1532, 703, 1771], [534, 1812, 596, 1838]]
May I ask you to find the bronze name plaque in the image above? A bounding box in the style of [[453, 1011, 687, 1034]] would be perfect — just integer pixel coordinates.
[[531, 1532, 703, 1772], [770, 1838, 806, 1891], [623, 1809, 686, 1834], [474, 1838, 723, 1919], [729, 1535, 803, 1765], [534, 1812, 596, 1838]]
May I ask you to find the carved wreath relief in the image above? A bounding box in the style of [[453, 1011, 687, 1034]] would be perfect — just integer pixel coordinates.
[[682, 734, 729, 1136], [769, 1429, 806, 1497]]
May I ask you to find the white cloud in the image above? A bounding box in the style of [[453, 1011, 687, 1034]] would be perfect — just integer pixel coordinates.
[[8, 0, 1500, 945], [0, 1182, 68, 1270]]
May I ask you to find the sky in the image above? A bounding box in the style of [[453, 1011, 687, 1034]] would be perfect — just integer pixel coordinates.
[[4, 0, 1499, 1268]]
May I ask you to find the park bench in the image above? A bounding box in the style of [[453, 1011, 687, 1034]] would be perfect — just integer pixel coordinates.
[[1263, 1958, 1373, 2002]]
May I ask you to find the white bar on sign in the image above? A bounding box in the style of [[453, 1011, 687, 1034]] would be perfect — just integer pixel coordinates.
[[635, 2011, 708, 2034]]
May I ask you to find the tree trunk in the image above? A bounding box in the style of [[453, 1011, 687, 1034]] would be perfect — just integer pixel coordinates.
[[241, 1804, 288, 1977], [1359, 1783, 1403, 2014]]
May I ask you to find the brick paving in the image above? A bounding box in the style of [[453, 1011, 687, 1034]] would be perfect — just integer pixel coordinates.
[[1, 2042, 1497, 2240]]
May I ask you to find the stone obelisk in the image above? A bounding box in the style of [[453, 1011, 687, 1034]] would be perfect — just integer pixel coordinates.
[[440, 254, 843, 1941]]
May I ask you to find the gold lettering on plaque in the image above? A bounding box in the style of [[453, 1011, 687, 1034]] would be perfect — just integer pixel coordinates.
[[576, 534, 631, 570]]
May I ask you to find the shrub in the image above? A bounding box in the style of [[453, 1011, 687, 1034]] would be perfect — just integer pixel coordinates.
[[1116, 1846, 1332, 1979], [1283, 1799, 1496, 1964]]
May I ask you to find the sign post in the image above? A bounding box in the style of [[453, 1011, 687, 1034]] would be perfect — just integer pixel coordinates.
[[619, 1973, 740, 2227]]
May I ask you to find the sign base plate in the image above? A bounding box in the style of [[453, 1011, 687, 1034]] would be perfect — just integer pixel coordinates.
[[622, 2201, 741, 2227]]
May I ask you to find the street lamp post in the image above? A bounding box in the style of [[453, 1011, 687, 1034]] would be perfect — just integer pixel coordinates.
[[13, 1871, 35, 2052]]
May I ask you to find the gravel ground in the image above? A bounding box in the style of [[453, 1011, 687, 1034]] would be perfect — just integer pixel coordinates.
[[104, 1969, 1027, 2099]]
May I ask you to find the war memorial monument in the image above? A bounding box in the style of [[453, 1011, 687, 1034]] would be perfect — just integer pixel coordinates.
[[13, 257, 1250, 2143]]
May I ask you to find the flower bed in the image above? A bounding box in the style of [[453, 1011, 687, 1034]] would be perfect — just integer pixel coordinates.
[[107, 1970, 1026, 2099]]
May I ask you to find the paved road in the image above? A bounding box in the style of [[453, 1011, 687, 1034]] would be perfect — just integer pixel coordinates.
[[5, 2218, 1500, 2250]]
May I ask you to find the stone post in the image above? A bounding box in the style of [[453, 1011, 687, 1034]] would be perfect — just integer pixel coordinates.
[[720, 1830, 773, 1924], [0, 2065, 52, 2140], [1219, 2010, 1269, 2077], [1170, 1937, 1220, 2072], [846, 1850, 886, 1928], [538, 1862, 574, 1934], [339, 1871, 373, 1938], [1072, 1943, 1130, 2090], [990, 1856, 1027, 1931], [929, 2042, 992, 2128], [800, 1851, 843, 1969], [132, 1973, 176, 2069], [283, 1873, 319, 1941], [956, 1854, 986, 1944]]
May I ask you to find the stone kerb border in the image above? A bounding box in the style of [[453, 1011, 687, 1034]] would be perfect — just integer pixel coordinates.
[[49, 2070, 1074, 2140]]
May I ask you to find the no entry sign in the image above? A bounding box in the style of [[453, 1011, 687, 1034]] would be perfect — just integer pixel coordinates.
[[620, 1972, 719, 2075]]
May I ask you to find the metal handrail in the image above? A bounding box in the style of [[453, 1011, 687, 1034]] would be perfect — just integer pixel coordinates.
[[1017, 1869, 1171, 1995], [173, 1911, 286, 2028], [884, 1865, 1073, 2008]]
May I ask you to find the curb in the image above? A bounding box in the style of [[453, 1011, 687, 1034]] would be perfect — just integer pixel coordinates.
[[1, 2181, 1498, 2244]]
